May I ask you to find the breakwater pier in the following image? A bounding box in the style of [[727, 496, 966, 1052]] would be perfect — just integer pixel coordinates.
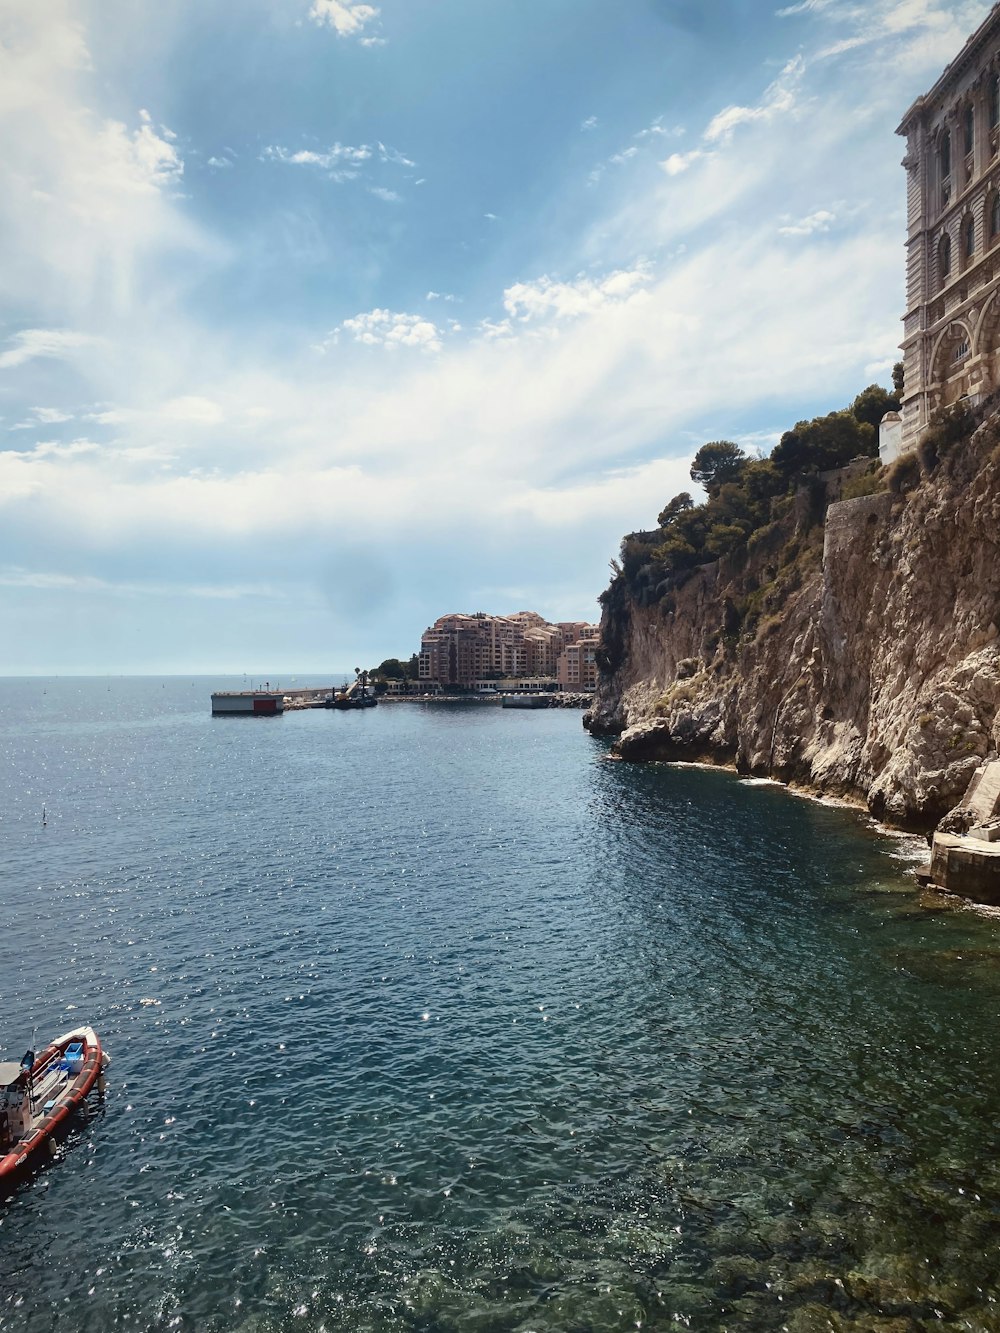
[[239, 686, 594, 711]]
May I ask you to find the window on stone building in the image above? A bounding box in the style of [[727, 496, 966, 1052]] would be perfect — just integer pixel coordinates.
[[939, 232, 952, 283], [991, 74, 1000, 130], [963, 214, 975, 264], [965, 103, 975, 157], [940, 127, 952, 179], [992, 192, 1000, 239]]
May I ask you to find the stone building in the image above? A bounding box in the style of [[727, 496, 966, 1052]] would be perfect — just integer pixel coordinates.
[[897, 4, 1000, 450]]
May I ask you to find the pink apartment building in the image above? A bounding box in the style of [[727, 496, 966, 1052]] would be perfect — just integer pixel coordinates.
[[555, 627, 600, 692], [417, 611, 600, 690]]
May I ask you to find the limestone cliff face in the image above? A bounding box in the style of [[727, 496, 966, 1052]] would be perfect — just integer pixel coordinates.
[[585, 418, 1000, 832]]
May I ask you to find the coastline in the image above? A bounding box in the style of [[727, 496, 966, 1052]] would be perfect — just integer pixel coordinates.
[[378, 692, 594, 708]]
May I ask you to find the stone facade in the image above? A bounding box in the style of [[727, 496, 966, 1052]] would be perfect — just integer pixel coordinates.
[[898, 4, 1000, 450]]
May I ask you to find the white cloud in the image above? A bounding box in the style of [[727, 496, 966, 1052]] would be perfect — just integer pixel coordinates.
[[662, 149, 705, 176], [581, 116, 598, 131], [704, 56, 804, 143], [376, 143, 416, 168], [636, 120, 684, 141], [594, 120, 688, 187], [0, 564, 282, 600], [262, 141, 415, 191], [507, 456, 694, 528], [0, 329, 98, 370], [478, 318, 515, 342], [501, 266, 652, 323], [33, 407, 74, 424], [9, 406, 75, 429], [263, 143, 372, 171], [335, 309, 443, 351], [122, 109, 184, 190], [864, 355, 899, 378], [654, 57, 803, 180], [309, 1, 380, 39], [84, 408, 133, 425], [778, 208, 837, 235], [778, 0, 993, 70], [776, 0, 839, 14], [160, 396, 225, 424], [2, 438, 101, 462], [0, 6, 213, 328]]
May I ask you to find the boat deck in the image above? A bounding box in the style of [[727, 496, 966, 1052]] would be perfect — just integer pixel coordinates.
[[29, 1061, 71, 1116]]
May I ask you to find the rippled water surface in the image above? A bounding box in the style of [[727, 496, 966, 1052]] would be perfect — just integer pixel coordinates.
[[3, 678, 1000, 1332]]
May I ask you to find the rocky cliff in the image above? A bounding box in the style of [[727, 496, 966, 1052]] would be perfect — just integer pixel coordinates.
[[585, 413, 1000, 832]]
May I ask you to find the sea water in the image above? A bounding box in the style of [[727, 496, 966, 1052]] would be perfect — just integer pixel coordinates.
[[2, 677, 1000, 1332]]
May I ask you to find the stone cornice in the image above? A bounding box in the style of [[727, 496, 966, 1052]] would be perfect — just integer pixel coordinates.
[[897, 4, 1000, 136]]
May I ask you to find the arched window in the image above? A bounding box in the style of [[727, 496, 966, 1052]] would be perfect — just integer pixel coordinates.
[[991, 74, 1000, 130], [940, 232, 952, 284], [963, 214, 976, 264], [940, 127, 952, 179], [965, 103, 975, 157], [991, 193, 1000, 239]]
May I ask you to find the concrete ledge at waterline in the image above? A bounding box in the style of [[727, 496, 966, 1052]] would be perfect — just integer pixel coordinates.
[[929, 832, 1000, 905]]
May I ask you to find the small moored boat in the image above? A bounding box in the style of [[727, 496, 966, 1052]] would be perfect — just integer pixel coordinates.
[[0, 1027, 109, 1186]]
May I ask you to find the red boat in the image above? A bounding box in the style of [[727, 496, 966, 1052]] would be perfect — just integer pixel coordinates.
[[0, 1026, 108, 1186]]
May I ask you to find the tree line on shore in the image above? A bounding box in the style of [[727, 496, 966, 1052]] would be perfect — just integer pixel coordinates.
[[353, 655, 421, 691]]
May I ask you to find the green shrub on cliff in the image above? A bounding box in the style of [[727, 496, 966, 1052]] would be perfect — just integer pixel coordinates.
[[610, 381, 893, 609], [770, 409, 876, 478], [689, 441, 747, 494], [656, 492, 694, 527], [851, 383, 901, 431]]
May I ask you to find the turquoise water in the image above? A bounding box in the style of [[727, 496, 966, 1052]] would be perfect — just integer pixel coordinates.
[[2, 678, 1000, 1332]]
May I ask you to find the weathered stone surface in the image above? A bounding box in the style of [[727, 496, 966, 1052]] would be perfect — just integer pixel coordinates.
[[585, 417, 1000, 834], [929, 831, 1000, 902]]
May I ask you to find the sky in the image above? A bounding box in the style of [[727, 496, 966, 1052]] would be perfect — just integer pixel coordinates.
[[0, 0, 991, 675]]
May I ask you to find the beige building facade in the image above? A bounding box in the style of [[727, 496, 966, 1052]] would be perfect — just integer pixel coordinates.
[[417, 611, 599, 690], [555, 627, 600, 692], [898, 4, 1000, 450]]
